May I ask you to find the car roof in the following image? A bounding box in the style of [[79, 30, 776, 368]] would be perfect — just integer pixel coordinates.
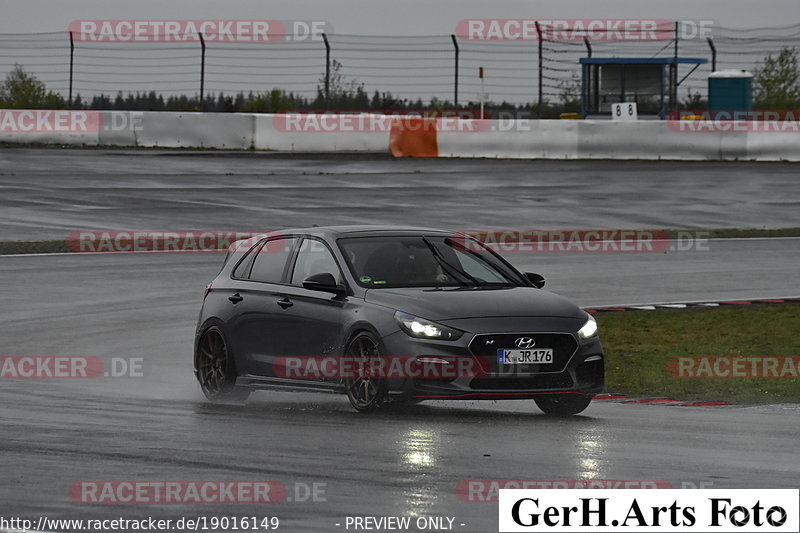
[[266, 225, 454, 239], [226, 225, 458, 254]]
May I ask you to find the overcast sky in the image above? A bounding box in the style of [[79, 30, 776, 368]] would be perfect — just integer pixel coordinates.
[[0, 0, 798, 35], [1, 0, 796, 105]]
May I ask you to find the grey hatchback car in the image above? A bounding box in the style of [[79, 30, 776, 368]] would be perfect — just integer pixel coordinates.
[[194, 226, 604, 415]]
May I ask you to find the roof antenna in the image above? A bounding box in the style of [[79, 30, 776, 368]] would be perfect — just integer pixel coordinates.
[[311, 224, 319, 227]]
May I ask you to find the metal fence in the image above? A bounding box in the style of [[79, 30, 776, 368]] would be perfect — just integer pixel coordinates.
[[1, 22, 799, 110]]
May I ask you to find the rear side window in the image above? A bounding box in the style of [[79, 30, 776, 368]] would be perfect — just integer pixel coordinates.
[[232, 247, 257, 279], [248, 237, 297, 283], [230, 240, 263, 279]]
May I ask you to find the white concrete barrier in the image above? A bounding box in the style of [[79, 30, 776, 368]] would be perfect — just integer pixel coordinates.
[[97, 110, 139, 146], [659, 120, 748, 160], [134, 111, 253, 149], [3, 110, 800, 161], [579, 120, 730, 160], [437, 119, 800, 161], [253, 113, 390, 152], [744, 129, 800, 161], [437, 119, 579, 159], [0, 109, 99, 146]]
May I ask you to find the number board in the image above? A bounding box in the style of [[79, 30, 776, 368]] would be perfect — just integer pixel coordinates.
[[611, 102, 638, 121]]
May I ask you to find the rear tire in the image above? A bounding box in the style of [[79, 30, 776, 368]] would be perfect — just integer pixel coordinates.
[[343, 333, 388, 412], [196, 327, 250, 404], [534, 394, 592, 416]]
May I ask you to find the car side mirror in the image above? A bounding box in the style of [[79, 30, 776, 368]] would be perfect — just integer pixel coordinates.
[[303, 272, 344, 294], [525, 272, 546, 288]]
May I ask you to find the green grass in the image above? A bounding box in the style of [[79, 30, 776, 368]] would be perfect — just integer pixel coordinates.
[[598, 304, 800, 404]]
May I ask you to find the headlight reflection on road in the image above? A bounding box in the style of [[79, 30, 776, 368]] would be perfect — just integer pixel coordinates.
[[403, 428, 437, 467], [575, 428, 609, 480], [399, 428, 441, 517], [405, 450, 434, 466]]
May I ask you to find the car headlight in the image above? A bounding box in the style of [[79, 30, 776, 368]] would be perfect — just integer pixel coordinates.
[[394, 311, 463, 340], [578, 314, 598, 339]]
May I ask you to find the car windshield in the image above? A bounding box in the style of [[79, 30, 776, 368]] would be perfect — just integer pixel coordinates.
[[338, 235, 523, 288]]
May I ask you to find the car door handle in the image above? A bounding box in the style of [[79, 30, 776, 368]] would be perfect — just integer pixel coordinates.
[[228, 293, 244, 304], [277, 297, 293, 309]]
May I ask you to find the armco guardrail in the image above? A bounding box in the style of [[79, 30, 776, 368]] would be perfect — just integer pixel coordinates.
[[2, 110, 800, 160]]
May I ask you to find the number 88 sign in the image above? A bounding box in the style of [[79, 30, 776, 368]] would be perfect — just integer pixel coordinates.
[[612, 102, 638, 120]]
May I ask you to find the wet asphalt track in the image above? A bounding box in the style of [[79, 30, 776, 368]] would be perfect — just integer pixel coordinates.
[[1, 148, 799, 532], [2, 149, 800, 241]]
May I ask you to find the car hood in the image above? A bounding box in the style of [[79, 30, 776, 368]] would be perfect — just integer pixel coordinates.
[[364, 286, 585, 321]]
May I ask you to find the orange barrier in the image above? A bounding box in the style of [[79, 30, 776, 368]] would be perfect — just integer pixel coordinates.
[[388, 117, 439, 157]]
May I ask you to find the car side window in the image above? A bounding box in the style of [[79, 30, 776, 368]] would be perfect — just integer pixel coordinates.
[[231, 242, 260, 279], [291, 238, 342, 285], [248, 237, 297, 283]]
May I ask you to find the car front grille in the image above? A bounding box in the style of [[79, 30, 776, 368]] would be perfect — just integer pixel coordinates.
[[468, 332, 578, 374]]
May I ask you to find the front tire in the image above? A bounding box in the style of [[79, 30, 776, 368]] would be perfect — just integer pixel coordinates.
[[343, 333, 388, 412], [196, 327, 250, 404], [534, 393, 592, 416]]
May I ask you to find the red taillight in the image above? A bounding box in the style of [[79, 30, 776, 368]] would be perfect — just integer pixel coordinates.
[[203, 283, 212, 300]]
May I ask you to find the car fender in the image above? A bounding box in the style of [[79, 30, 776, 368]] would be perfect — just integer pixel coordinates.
[[193, 318, 245, 377]]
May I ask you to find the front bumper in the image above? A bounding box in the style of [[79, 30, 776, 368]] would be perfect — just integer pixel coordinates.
[[380, 322, 604, 400]]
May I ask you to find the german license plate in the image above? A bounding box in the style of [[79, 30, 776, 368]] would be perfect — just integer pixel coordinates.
[[497, 348, 553, 364]]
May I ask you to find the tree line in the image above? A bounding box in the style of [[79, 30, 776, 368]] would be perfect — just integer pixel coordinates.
[[2, 48, 799, 115]]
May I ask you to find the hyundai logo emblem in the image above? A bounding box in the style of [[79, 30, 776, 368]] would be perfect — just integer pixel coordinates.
[[514, 337, 535, 349]]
